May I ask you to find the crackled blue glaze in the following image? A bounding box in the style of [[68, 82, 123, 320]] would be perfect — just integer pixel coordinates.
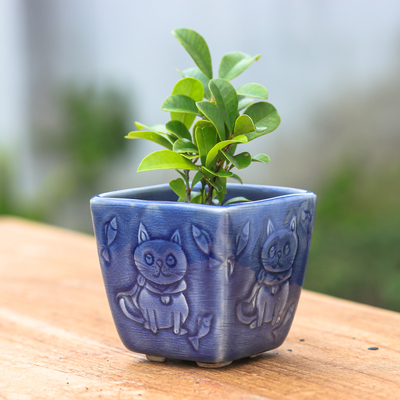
[[90, 183, 316, 364]]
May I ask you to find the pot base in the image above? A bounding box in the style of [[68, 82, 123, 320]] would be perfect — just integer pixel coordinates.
[[196, 361, 233, 368], [146, 354, 233, 368]]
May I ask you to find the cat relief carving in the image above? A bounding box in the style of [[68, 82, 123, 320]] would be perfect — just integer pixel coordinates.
[[237, 216, 298, 329], [117, 223, 189, 335]]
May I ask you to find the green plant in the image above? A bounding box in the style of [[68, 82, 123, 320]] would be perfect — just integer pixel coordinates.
[[127, 28, 281, 205]]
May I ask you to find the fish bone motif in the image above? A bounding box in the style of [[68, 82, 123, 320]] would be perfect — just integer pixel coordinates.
[[188, 313, 213, 350]]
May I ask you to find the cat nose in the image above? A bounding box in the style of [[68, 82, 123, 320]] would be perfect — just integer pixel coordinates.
[[277, 250, 282, 258], [156, 259, 163, 268]]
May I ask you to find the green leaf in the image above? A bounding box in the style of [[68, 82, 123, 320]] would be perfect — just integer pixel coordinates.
[[178, 67, 211, 100], [196, 101, 226, 141], [237, 96, 254, 111], [181, 154, 199, 160], [201, 168, 214, 179], [137, 150, 199, 172], [205, 135, 248, 167], [229, 173, 243, 184], [192, 119, 213, 143], [134, 122, 176, 141], [218, 150, 239, 169], [149, 124, 169, 134], [126, 131, 172, 150], [172, 28, 213, 80], [233, 114, 256, 137], [233, 152, 252, 169], [216, 188, 225, 205], [190, 192, 203, 203], [202, 170, 228, 193], [202, 167, 233, 178], [192, 119, 214, 130], [252, 153, 270, 164], [218, 52, 261, 81], [217, 176, 227, 194], [135, 121, 152, 130], [176, 169, 189, 185], [244, 102, 281, 139], [161, 95, 199, 115], [224, 196, 250, 205], [227, 143, 237, 156], [169, 178, 188, 200], [171, 77, 204, 129], [172, 77, 204, 100], [135, 121, 168, 133], [195, 125, 217, 166], [165, 120, 192, 141], [173, 138, 198, 153], [209, 79, 238, 133], [236, 83, 268, 100], [191, 171, 204, 188], [207, 177, 224, 193]]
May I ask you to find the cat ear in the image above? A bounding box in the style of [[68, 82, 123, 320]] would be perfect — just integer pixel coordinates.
[[267, 219, 275, 237], [138, 223, 150, 244], [290, 215, 297, 232], [171, 230, 181, 245]]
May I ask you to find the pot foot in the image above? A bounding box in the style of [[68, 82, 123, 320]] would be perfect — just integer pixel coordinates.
[[196, 360, 232, 368], [146, 355, 167, 363], [250, 352, 265, 358]]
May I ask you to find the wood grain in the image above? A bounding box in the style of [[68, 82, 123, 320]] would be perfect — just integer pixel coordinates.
[[0, 216, 399, 399]]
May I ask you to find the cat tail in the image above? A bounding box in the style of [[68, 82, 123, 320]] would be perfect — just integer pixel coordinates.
[[188, 336, 199, 350], [118, 297, 145, 325], [236, 301, 257, 325], [272, 301, 296, 338], [117, 282, 141, 308]]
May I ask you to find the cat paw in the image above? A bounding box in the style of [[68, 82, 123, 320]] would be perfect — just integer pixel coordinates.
[[250, 320, 257, 329], [271, 316, 281, 326], [173, 327, 187, 335], [145, 322, 157, 333]]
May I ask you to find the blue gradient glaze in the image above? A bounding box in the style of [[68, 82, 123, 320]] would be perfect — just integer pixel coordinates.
[[90, 183, 316, 363]]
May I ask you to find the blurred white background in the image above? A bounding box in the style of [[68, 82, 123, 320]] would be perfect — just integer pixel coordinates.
[[2, 0, 400, 195]]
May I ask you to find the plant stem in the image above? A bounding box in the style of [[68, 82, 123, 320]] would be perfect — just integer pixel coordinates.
[[205, 157, 226, 205], [184, 169, 191, 202], [206, 183, 214, 205]]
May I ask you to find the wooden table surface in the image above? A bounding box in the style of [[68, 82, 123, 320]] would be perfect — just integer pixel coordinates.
[[0, 216, 399, 399]]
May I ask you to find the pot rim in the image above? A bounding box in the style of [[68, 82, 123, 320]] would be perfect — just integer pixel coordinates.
[[91, 183, 316, 211]]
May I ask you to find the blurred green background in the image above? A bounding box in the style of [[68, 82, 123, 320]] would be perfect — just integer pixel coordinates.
[[1, 1, 399, 312]]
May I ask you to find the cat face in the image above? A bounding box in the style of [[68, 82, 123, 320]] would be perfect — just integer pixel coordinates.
[[134, 223, 187, 285], [261, 216, 298, 273]]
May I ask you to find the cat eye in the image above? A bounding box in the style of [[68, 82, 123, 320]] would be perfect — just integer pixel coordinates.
[[269, 246, 276, 258], [284, 243, 290, 256], [166, 254, 177, 268], [144, 253, 154, 266]]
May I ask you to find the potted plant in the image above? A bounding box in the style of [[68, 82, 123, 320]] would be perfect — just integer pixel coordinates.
[[90, 28, 316, 368]]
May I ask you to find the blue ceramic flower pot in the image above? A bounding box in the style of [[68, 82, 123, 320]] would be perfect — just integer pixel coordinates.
[[90, 183, 316, 368]]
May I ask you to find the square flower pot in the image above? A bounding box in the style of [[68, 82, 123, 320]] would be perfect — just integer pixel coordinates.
[[90, 183, 316, 367]]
